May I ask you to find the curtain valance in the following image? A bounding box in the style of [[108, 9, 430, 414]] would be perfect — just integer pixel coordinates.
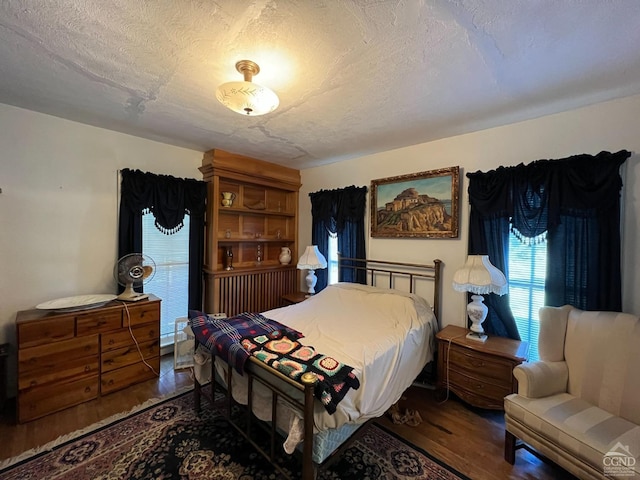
[[467, 150, 630, 239], [309, 185, 368, 233], [120, 168, 207, 234]]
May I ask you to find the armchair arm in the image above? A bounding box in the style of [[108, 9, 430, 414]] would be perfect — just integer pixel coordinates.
[[513, 361, 568, 398]]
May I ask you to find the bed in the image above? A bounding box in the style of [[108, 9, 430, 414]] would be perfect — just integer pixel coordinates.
[[190, 257, 442, 480]]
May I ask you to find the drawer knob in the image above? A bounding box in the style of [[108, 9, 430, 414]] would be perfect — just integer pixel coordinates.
[[85, 365, 91, 372], [109, 339, 115, 345], [85, 386, 91, 393], [30, 380, 37, 387]]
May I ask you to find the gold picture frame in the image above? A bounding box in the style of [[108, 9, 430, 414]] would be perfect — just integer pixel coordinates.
[[370, 166, 460, 238]]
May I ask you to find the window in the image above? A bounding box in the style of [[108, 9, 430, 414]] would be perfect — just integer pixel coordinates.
[[142, 213, 190, 348], [327, 232, 338, 285], [508, 231, 547, 362]]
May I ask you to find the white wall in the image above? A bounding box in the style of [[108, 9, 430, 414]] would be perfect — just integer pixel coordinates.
[[300, 94, 640, 329], [2, 92, 639, 377], [0, 104, 203, 349]]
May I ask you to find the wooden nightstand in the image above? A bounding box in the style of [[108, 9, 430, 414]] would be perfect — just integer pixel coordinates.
[[436, 324, 528, 410], [281, 292, 308, 305]]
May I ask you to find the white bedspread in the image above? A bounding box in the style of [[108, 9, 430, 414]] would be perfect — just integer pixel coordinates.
[[263, 282, 438, 430], [194, 282, 438, 455]]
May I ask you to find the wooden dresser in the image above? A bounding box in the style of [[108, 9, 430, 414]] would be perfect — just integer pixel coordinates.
[[16, 296, 160, 423], [436, 324, 528, 410]]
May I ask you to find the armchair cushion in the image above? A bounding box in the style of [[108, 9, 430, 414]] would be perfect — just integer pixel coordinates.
[[505, 392, 640, 477], [512, 361, 568, 398]]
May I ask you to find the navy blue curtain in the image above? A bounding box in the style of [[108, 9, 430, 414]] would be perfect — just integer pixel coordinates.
[[467, 150, 629, 339], [118, 169, 208, 311], [309, 185, 368, 291]]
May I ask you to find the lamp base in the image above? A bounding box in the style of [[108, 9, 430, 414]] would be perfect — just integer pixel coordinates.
[[305, 269, 317, 295], [466, 331, 488, 343]]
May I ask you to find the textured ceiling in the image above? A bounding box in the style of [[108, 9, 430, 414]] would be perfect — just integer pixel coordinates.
[[1, 1, 640, 170]]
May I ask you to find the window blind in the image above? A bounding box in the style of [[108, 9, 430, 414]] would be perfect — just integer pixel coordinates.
[[508, 231, 546, 362], [142, 213, 190, 347]]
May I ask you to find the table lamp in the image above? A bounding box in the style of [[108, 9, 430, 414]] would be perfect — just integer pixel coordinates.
[[452, 255, 508, 342], [297, 245, 327, 296]]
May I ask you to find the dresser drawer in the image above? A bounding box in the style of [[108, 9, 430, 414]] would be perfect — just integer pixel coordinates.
[[101, 339, 160, 373], [18, 335, 99, 375], [448, 347, 513, 382], [76, 310, 122, 336], [18, 375, 99, 423], [101, 356, 160, 395], [18, 317, 75, 348], [101, 323, 160, 352], [19, 355, 99, 390], [448, 368, 512, 400], [123, 302, 160, 327]]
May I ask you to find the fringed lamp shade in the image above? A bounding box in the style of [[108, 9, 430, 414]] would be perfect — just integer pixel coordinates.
[[452, 255, 508, 342], [297, 246, 327, 296]]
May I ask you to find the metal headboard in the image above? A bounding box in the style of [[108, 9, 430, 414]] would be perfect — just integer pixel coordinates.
[[337, 255, 443, 324]]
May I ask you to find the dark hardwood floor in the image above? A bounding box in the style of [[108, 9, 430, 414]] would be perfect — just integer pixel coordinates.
[[377, 384, 577, 480], [0, 355, 576, 479]]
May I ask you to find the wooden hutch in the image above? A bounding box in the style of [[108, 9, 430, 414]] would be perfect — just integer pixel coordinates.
[[200, 149, 301, 316]]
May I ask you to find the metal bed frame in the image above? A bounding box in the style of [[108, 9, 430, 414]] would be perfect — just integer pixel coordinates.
[[193, 257, 442, 480]]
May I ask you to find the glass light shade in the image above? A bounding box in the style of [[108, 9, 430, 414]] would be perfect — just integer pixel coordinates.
[[452, 255, 508, 296], [297, 246, 327, 270], [216, 81, 279, 116]]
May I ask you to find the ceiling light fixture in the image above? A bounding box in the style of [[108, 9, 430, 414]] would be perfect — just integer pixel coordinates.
[[216, 60, 279, 116]]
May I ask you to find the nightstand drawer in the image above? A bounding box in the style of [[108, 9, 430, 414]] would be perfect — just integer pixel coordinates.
[[448, 368, 512, 400], [449, 347, 513, 382], [436, 325, 528, 410]]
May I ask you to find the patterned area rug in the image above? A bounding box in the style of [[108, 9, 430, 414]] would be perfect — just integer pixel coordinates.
[[0, 390, 468, 480]]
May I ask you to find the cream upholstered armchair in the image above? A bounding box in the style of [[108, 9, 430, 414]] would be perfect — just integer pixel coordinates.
[[504, 305, 640, 480]]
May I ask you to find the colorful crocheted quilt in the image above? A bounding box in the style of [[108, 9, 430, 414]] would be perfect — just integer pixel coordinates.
[[188, 310, 360, 414], [241, 330, 360, 414], [188, 310, 303, 374]]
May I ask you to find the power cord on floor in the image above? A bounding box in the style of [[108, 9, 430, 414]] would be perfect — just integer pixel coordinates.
[[121, 301, 160, 376]]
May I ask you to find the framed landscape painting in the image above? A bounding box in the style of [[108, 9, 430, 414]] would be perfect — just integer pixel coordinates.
[[370, 166, 460, 238]]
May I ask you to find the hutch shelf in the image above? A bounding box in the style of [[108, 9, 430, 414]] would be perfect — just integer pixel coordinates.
[[200, 149, 301, 317]]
